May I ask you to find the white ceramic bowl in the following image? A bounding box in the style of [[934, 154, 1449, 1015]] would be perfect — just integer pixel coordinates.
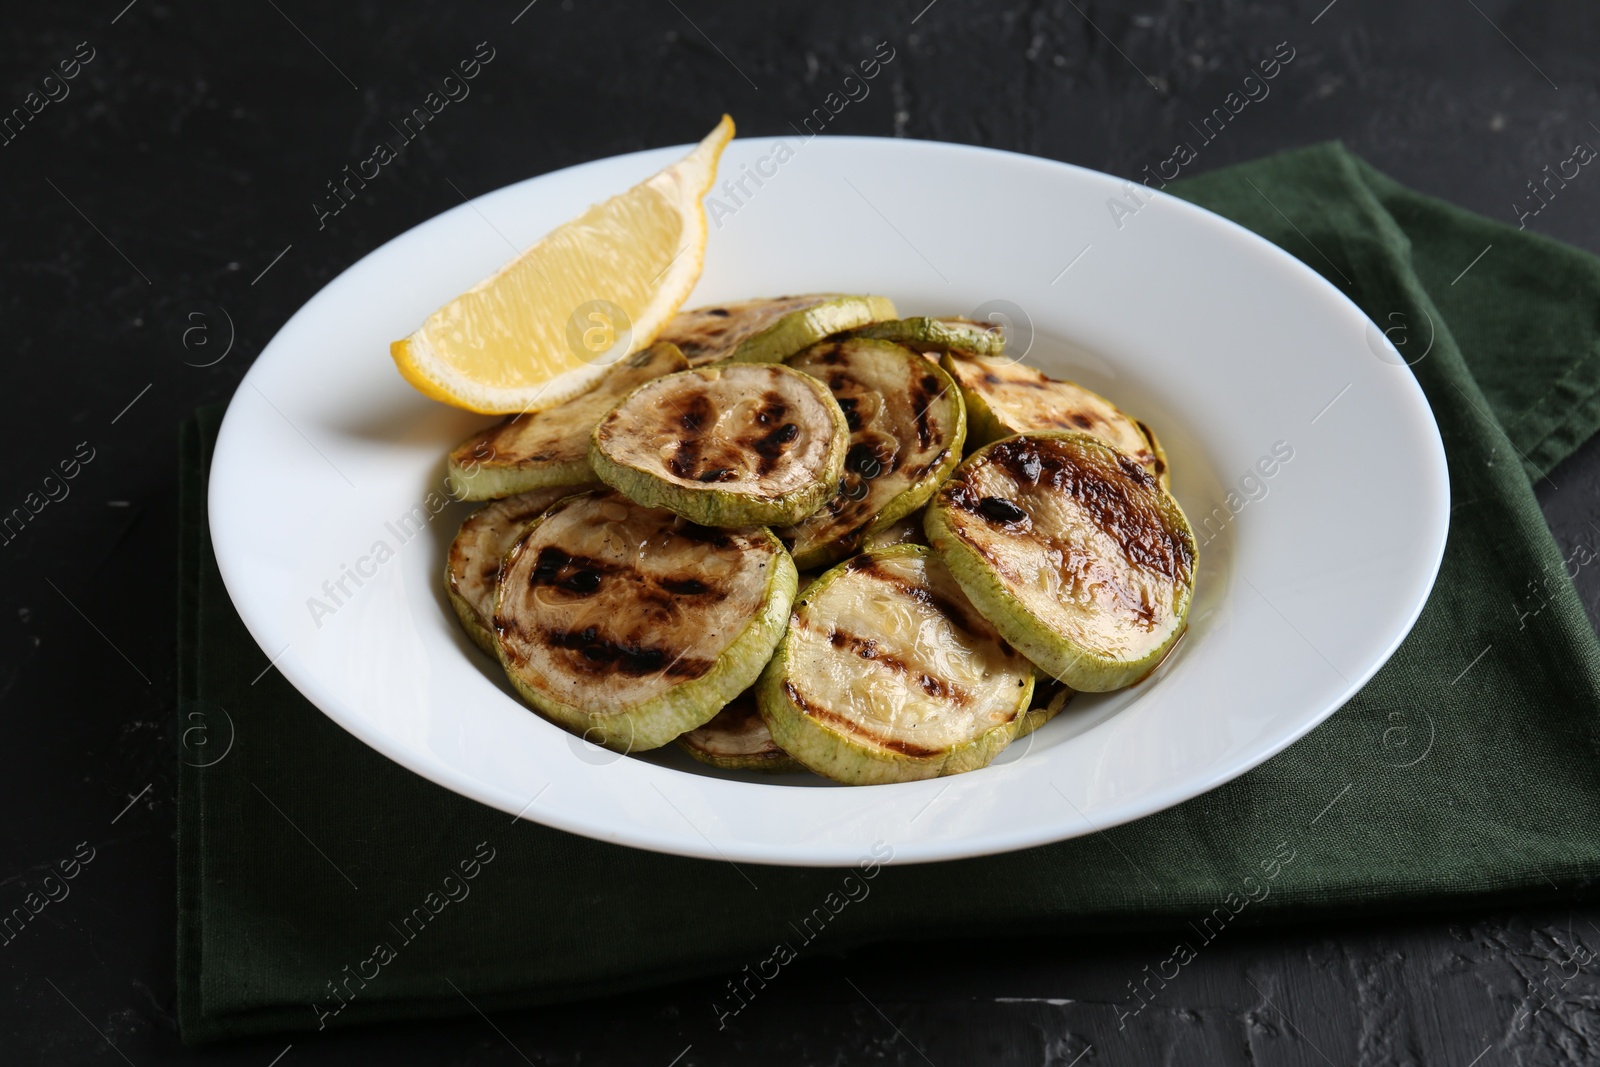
[[210, 135, 1448, 866]]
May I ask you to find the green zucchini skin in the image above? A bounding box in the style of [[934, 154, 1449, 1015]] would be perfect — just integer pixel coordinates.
[[924, 431, 1197, 692], [1135, 418, 1171, 491], [1015, 679, 1074, 740], [494, 491, 798, 752], [446, 342, 688, 501], [444, 485, 596, 656], [860, 508, 929, 552], [589, 363, 849, 528], [778, 338, 965, 570], [677, 690, 805, 773], [756, 544, 1036, 785], [846, 317, 1006, 356], [659, 294, 897, 367]]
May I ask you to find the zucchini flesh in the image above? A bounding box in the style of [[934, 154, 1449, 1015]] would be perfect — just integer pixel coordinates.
[[925, 432, 1196, 692], [941, 353, 1161, 476], [757, 544, 1036, 785], [778, 339, 965, 569], [447, 342, 688, 500], [847, 316, 1005, 356], [677, 689, 803, 772], [589, 362, 848, 527], [495, 491, 797, 751], [445, 485, 593, 655], [658, 294, 897, 367]]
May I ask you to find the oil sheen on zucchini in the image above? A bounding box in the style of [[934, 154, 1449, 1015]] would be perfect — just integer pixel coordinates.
[[940, 353, 1162, 477], [495, 490, 797, 752], [757, 544, 1036, 784], [925, 432, 1196, 692], [847, 317, 1005, 356], [677, 689, 803, 772], [445, 485, 593, 655], [589, 362, 848, 527], [777, 338, 965, 569], [446, 342, 688, 501], [657, 294, 896, 367]]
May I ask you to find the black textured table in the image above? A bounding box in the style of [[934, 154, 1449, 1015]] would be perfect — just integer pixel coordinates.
[[5, 1, 1600, 1064]]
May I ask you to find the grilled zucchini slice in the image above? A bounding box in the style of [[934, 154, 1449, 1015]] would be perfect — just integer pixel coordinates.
[[941, 353, 1162, 476], [590, 362, 848, 527], [757, 545, 1036, 785], [446, 343, 688, 501], [776, 339, 965, 569], [495, 491, 797, 752], [677, 689, 803, 772], [862, 509, 928, 552], [1135, 419, 1171, 491], [445, 485, 597, 655], [925, 432, 1196, 692], [658, 294, 896, 367], [1016, 678, 1074, 740], [847, 317, 1005, 357]]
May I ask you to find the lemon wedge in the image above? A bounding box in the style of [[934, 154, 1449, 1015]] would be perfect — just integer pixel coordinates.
[[392, 115, 734, 414]]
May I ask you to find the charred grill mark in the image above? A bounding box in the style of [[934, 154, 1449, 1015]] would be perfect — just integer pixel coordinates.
[[667, 390, 714, 479], [784, 681, 941, 758], [846, 442, 884, 479], [1071, 413, 1095, 429], [707, 307, 730, 317], [565, 569, 602, 594], [816, 344, 846, 366], [753, 392, 789, 425], [759, 423, 800, 450], [543, 626, 711, 679], [836, 396, 864, 432], [697, 467, 737, 482], [982, 437, 1189, 580], [1117, 453, 1154, 487], [976, 496, 1029, 525], [678, 393, 712, 433], [659, 577, 711, 595], [749, 421, 800, 475], [907, 378, 938, 450], [528, 547, 613, 595], [827, 624, 962, 705]]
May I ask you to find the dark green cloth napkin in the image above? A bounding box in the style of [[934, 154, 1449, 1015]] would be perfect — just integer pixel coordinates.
[[178, 143, 1600, 1042]]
